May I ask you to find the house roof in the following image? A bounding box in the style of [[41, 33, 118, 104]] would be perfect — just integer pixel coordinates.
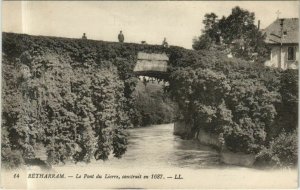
[[263, 18, 299, 44]]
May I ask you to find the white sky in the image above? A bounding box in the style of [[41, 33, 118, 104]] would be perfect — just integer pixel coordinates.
[[2, 1, 299, 49]]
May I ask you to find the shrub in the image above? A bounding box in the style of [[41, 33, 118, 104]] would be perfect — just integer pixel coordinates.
[[2, 149, 24, 169], [273, 70, 298, 133], [223, 118, 266, 154], [256, 130, 298, 167]]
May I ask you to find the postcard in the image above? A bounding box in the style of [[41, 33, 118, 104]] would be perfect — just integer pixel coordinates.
[[1, 1, 299, 189]]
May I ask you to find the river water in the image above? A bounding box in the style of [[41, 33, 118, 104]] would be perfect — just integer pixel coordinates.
[[99, 123, 222, 169]]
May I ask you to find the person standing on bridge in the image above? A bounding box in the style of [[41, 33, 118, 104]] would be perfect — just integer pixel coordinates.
[[118, 31, 124, 43], [82, 33, 87, 40], [162, 37, 169, 48]]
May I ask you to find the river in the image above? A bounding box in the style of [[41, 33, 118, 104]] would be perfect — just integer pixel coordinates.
[[99, 123, 222, 169]]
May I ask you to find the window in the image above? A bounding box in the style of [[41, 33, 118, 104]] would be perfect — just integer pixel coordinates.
[[288, 47, 295, 61]]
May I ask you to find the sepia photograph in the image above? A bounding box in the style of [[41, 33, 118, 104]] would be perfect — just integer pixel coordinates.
[[1, 1, 299, 189]]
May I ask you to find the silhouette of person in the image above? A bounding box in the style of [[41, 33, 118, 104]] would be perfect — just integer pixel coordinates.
[[82, 33, 87, 40], [162, 37, 168, 48], [118, 31, 124, 43]]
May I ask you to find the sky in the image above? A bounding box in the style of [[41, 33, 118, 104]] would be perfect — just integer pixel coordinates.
[[2, 1, 299, 49]]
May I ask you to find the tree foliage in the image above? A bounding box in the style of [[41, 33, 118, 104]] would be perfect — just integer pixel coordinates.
[[193, 6, 269, 62], [133, 80, 178, 126], [168, 47, 297, 164]]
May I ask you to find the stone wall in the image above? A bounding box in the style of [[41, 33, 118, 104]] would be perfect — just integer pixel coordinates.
[[220, 150, 256, 167], [174, 121, 256, 167], [173, 121, 192, 137], [196, 129, 222, 149]]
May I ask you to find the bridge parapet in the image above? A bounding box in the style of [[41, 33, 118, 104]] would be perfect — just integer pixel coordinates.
[[134, 52, 168, 75]]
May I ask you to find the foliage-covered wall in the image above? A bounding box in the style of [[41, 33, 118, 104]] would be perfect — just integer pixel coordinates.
[[2, 33, 169, 168]]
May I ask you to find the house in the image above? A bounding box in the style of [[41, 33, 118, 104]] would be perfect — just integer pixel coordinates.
[[263, 18, 299, 69]]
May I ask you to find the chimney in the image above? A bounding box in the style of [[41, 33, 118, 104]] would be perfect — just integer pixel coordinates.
[[279, 18, 284, 68], [280, 19, 284, 27], [280, 19, 284, 38], [257, 20, 260, 30]]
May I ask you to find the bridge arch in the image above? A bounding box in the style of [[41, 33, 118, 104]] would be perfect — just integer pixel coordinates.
[[133, 52, 169, 80]]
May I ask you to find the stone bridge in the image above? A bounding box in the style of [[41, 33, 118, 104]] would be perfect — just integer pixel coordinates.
[[133, 52, 169, 79]]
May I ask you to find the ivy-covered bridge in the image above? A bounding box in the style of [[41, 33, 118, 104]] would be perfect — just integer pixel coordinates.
[[2, 32, 297, 168]]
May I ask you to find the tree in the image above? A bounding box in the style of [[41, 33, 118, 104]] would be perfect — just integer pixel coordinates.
[[193, 6, 269, 62], [192, 35, 213, 50], [192, 13, 220, 50]]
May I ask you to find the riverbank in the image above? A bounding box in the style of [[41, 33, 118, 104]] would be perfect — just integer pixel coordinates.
[[174, 121, 256, 167]]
